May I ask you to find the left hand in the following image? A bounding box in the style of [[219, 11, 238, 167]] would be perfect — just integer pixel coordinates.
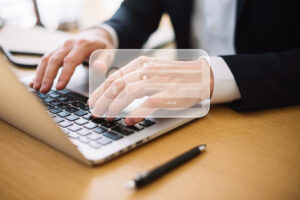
[[88, 56, 214, 125]]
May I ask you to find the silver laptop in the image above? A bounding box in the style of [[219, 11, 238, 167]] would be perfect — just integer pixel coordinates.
[[0, 49, 210, 166]]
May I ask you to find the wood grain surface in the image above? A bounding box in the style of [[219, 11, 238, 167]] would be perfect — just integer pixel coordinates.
[[1, 88, 299, 200]]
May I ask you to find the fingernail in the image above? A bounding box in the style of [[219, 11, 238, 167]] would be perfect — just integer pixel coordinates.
[[40, 83, 47, 93], [106, 117, 115, 121], [88, 98, 95, 108], [57, 80, 64, 89], [125, 118, 135, 126], [33, 81, 40, 90], [91, 109, 99, 118]]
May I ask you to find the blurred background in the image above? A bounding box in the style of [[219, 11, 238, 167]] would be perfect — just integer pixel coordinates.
[[0, 0, 122, 30], [0, 0, 174, 48]]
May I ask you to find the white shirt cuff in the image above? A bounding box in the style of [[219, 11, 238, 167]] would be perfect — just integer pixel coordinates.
[[210, 56, 241, 104], [96, 24, 119, 49]]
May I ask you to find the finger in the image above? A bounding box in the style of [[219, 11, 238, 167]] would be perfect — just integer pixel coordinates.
[[57, 39, 102, 90], [89, 57, 203, 105], [98, 58, 207, 118], [39, 46, 73, 93], [29, 80, 34, 88], [88, 66, 156, 109], [91, 49, 116, 74], [56, 49, 88, 90], [140, 60, 205, 83], [105, 80, 159, 118], [32, 51, 55, 90], [92, 79, 158, 118], [91, 79, 127, 118], [90, 57, 201, 97], [88, 69, 124, 108], [124, 93, 164, 126], [100, 67, 194, 114], [88, 56, 150, 108], [140, 69, 203, 83], [98, 70, 142, 104]]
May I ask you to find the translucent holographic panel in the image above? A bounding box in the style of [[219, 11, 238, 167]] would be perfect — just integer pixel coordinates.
[[89, 49, 210, 118]]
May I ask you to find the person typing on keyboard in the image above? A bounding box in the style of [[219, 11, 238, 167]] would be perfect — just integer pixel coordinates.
[[30, 0, 300, 125]]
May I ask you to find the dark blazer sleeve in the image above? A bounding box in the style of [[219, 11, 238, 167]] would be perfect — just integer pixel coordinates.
[[103, 0, 163, 48], [222, 48, 300, 111]]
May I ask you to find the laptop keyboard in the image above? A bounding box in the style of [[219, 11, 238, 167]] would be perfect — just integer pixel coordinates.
[[28, 88, 155, 150]]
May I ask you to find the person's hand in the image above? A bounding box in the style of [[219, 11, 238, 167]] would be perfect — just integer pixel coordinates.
[[29, 28, 114, 93], [88, 56, 214, 126]]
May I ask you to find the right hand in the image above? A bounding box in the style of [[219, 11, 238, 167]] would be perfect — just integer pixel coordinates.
[[29, 28, 114, 93], [88, 56, 212, 125]]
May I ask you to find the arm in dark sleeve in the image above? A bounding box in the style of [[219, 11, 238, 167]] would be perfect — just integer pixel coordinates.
[[222, 48, 300, 111], [103, 0, 163, 48]]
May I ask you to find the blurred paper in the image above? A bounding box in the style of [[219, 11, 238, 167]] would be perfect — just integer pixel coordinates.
[[0, 24, 73, 54]]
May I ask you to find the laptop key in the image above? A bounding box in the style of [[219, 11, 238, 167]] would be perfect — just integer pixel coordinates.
[[128, 123, 144, 131], [66, 107, 79, 113], [78, 137, 90, 144], [66, 115, 80, 121], [49, 108, 63, 114], [97, 137, 112, 145], [54, 116, 64, 123], [59, 121, 72, 128], [87, 133, 102, 140], [49, 91, 60, 98], [139, 119, 156, 127], [89, 141, 101, 149], [68, 124, 82, 132], [50, 100, 62, 106], [102, 121, 117, 129], [74, 110, 88, 117], [83, 113, 92, 120], [77, 129, 92, 136], [57, 89, 70, 95], [38, 93, 48, 99], [84, 122, 98, 129], [64, 99, 75, 104], [93, 127, 107, 134], [58, 103, 71, 109], [128, 124, 144, 131], [118, 120, 144, 131], [68, 132, 80, 139], [72, 101, 85, 107], [111, 125, 134, 136], [81, 106, 90, 111], [57, 96, 68, 101], [92, 118, 106, 124], [57, 111, 71, 118], [74, 118, 88, 125], [103, 131, 123, 140], [66, 91, 88, 103], [44, 97, 55, 103]]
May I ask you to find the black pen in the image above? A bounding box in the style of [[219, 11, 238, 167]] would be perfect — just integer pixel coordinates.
[[126, 144, 207, 189]]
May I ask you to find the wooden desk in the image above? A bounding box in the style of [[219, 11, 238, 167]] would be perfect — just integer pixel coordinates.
[[0, 63, 300, 200]]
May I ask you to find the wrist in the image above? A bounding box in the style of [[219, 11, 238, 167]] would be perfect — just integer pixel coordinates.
[[195, 57, 214, 99], [82, 28, 114, 48]]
